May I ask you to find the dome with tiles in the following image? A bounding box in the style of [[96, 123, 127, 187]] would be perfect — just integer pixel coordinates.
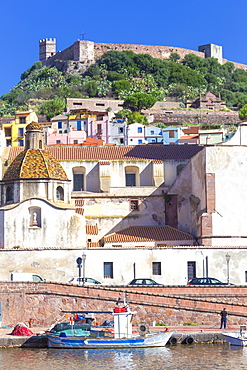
[[3, 149, 68, 181], [25, 122, 43, 131]]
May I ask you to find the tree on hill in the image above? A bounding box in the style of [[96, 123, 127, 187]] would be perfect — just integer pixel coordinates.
[[169, 53, 180, 63], [38, 97, 66, 121], [123, 92, 157, 112], [239, 104, 247, 120]]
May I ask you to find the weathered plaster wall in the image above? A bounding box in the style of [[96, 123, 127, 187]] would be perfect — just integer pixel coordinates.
[[206, 146, 247, 245], [0, 199, 85, 249]]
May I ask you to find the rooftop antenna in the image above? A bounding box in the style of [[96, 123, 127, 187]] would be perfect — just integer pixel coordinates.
[[80, 31, 86, 40]]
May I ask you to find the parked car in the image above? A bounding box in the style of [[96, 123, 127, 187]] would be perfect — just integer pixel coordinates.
[[187, 277, 229, 285], [68, 277, 102, 285], [128, 278, 161, 285], [11, 272, 45, 282]]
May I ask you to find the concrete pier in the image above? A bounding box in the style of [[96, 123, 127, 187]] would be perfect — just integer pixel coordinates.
[[0, 325, 238, 348]]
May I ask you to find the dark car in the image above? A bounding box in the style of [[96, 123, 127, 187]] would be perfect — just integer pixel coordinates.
[[68, 277, 102, 285], [128, 278, 161, 285], [187, 277, 228, 285]]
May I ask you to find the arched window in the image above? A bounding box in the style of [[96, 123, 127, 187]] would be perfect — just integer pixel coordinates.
[[39, 140, 42, 149], [56, 186, 64, 201], [125, 166, 140, 187], [6, 186, 14, 202], [73, 167, 86, 191]]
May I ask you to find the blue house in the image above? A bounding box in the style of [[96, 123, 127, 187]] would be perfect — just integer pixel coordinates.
[[162, 126, 183, 145], [145, 125, 163, 143]]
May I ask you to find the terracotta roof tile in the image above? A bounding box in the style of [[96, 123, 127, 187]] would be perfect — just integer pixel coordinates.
[[102, 225, 195, 243], [3, 149, 68, 181], [86, 224, 98, 235], [8, 145, 203, 162]]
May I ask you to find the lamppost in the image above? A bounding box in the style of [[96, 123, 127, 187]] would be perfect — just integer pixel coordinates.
[[226, 253, 231, 285], [82, 253, 86, 286]]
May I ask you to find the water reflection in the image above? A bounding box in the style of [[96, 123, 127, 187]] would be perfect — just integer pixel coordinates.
[[0, 344, 247, 369]]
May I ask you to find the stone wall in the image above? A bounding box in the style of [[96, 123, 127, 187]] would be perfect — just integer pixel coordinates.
[[94, 43, 205, 61], [146, 109, 240, 125], [1, 282, 247, 327]]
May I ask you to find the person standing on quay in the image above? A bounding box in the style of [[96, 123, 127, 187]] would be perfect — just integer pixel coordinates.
[[220, 308, 227, 329]]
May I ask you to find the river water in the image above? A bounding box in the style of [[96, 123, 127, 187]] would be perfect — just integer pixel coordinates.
[[0, 344, 246, 369]]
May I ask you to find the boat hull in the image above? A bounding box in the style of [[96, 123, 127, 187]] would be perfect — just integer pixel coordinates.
[[47, 331, 173, 349], [222, 332, 247, 346]]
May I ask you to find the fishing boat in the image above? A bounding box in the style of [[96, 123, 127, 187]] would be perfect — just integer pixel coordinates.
[[222, 326, 247, 346], [46, 297, 173, 349]]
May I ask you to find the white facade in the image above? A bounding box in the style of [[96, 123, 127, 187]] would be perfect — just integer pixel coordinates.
[[0, 246, 244, 285], [127, 123, 146, 145]]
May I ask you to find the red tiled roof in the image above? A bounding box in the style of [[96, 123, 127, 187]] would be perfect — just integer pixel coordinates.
[[183, 127, 200, 134], [8, 145, 203, 162], [102, 225, 195, 243], [86, 224, 98, 235]]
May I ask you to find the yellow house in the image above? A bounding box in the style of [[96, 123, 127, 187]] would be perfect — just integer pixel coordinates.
[[2, 110, 38, 147]]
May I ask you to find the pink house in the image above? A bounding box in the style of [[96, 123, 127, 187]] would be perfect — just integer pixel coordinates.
[[46, 130, 87, 145]]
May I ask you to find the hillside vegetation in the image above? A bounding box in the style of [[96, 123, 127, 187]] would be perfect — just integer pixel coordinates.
[[1, 51, 247, 119]]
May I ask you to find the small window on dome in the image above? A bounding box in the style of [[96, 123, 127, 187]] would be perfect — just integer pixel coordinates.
[[56, 186, 64, 201], [6, 186, 14, 202]]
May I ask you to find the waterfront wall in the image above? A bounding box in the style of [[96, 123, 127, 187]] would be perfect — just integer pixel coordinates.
[[1, 282, 247, 328]]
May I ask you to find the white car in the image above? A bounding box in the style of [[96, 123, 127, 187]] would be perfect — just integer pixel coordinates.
[[68, 277, 102, 285]]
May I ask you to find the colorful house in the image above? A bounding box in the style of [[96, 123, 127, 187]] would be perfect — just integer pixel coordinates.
[[1, 110, 38, 147]]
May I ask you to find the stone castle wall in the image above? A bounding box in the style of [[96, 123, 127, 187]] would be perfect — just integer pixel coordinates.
[[1, 282, 247, 327], [146, 109, 240, 125], [94, 43, 205, 60]]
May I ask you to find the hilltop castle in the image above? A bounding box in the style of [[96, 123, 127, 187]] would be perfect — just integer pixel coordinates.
[[39, 39, 247, 73]]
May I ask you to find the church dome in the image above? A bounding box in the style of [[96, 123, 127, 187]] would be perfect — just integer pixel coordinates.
[[26, 122, 43, 131], [3, 149, 68, 181]]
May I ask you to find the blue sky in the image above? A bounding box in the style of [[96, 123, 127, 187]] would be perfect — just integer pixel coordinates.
[[0, 0, 246, 97]]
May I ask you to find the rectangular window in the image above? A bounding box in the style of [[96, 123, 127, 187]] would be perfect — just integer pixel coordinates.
[[245, 271, 247, 283], [97, 124, 102, 134], [74, 174, 84, 191], [151, 131, 154, 135], [130, 200, 139, 211], [120, 138, 124, 144], [56, 140, 61, 144], [118, 127, 124, 134], [18, 139, 24, 146], [18, 128, 24, 137], [138, 127, 142, 133], [152, 262, 161, 275], [126, 173, 136, 187], [169, 131, 175, 138], [138, 139, 142, 144], [74, 140, 78, 144], [58, 122, 62, 129], [104, 262, 113, 278], [187, 261, 196, 280], [19, 117, 26, 124], [96, 103, 105, 107]]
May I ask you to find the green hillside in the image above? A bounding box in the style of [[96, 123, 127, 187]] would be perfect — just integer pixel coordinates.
[[1, 50, 247, 119]]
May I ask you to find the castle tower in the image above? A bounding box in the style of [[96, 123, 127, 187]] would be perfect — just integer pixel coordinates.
[[198, 43, 222, 64], [39, 38, 56, 63], [73, 40, 95, 62]]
